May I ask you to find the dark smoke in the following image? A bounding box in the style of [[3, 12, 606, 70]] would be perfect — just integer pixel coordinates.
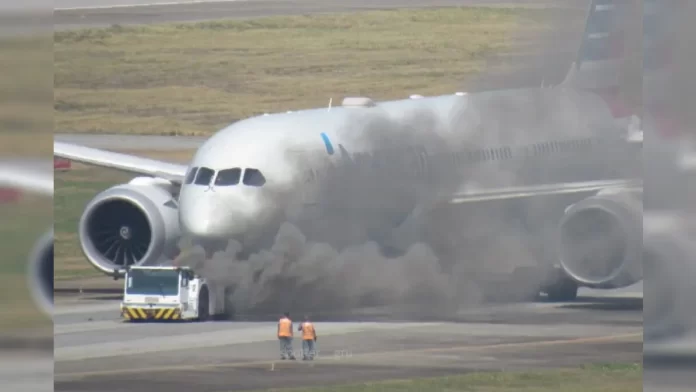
[[171, 2, 641, 318], [172, 87, 637, 317], [178, 108, 496, 316]]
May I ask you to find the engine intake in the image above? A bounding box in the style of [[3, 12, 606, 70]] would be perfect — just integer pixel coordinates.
[[558, 190, 642, 288], [78, 179, 181, 275]]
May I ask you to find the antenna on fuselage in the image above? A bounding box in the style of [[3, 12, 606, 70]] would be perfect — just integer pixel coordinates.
[[327, 97, 332, 111]]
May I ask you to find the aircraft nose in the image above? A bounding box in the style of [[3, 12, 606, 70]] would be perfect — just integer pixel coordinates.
[[178, 187, 251, 240], [181, 212, 224, 239]]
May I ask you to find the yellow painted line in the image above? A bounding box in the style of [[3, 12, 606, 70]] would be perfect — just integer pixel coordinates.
[[55, 332, 642, 380]]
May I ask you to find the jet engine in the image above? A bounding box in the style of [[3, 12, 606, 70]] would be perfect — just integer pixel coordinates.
[[78, 177, 181, 276], [26, 228, 53, 317], [557, 189, 642, 289]]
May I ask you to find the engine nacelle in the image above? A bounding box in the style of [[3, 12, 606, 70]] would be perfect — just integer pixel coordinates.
[[78, 178, 181, 276], [557, 189, 642, 289], [26, 228, 53, 317]]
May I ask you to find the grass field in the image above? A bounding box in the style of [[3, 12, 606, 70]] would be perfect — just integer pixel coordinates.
[[263, 363, 642, 392], [53, 7, 556, 136], [0, 35, 53, 157], [54, 150, 195, 281]]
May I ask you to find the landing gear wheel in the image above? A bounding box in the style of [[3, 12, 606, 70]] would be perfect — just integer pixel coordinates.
[[544, 278, 578, 302], [197, 288, 210, 322], [508, 266, 543, 302]]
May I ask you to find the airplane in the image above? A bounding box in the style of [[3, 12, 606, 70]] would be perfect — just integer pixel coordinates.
[[53, 0, 650, 304], [0, 159, 53, 317]]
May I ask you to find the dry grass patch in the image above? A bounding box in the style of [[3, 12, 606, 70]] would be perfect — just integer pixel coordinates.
[[1, 35, 52, 156], [54, 7, 554, 136]]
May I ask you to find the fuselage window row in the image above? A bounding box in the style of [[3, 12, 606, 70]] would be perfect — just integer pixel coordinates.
[[303, 137, 596, 183]]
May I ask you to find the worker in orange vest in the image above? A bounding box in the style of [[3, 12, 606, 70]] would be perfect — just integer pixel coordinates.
[[277, 312, 296, 360], [298, 315, 317, 360]]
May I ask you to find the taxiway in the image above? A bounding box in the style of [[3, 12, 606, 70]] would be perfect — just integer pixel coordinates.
[[54, 291, 643, 391]]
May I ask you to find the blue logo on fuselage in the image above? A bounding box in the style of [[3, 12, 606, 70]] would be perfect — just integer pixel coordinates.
[[320, 132, 334, 155]]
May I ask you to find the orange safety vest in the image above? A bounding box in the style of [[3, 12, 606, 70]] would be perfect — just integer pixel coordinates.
[[278, 317, 293, 338], [301, 322, 316, 340]]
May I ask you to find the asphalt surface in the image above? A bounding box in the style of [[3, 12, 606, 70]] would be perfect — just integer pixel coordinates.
[[54, 290, 643, 392], [54, 0, 580, 30]]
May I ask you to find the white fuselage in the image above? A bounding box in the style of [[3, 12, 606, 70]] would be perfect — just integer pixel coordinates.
[[177, 87, 640, 248]]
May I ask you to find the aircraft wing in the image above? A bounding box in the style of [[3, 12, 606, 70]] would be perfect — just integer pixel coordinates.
[[54, 141, 188, 183], [0, 160, 54, 196], [448, 179, 641, 204]]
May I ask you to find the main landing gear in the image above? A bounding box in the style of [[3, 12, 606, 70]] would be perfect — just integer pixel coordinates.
[[509, 266, 578, 302]]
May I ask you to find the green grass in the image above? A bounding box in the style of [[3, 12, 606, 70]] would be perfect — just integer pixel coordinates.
[[258, 363, 642, 392], [54, 150, 195, 281], [54, 7, 554, 136]]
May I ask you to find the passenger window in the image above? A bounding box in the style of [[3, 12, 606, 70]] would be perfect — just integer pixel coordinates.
[[242, 168, 266, 187], [184, 167, 198, 184], [214, 168, 242, 186], [194, 167, 215, 186]]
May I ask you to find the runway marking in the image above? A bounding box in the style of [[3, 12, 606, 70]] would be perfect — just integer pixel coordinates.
[[55, 0, 245, 11], [55, 332, 642, 380]]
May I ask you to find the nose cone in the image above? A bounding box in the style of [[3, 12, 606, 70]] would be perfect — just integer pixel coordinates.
[[179, 187, 251, 240]]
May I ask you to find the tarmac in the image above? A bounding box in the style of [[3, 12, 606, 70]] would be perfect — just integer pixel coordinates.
[[54, 288, 643, 392]]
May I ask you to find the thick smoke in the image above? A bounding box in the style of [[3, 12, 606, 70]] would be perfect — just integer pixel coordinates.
[[642, 0, 696, 340], [177, 108, 509, 316], [171, 2, 642, 318], [172, 88, 636, 318]]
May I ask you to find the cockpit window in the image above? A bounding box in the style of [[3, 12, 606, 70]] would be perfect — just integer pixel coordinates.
[[242, 168, 266, 187], [214, 168, 242, 186], [184, 167, 198, 184], [194, 167, 215, 186]]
